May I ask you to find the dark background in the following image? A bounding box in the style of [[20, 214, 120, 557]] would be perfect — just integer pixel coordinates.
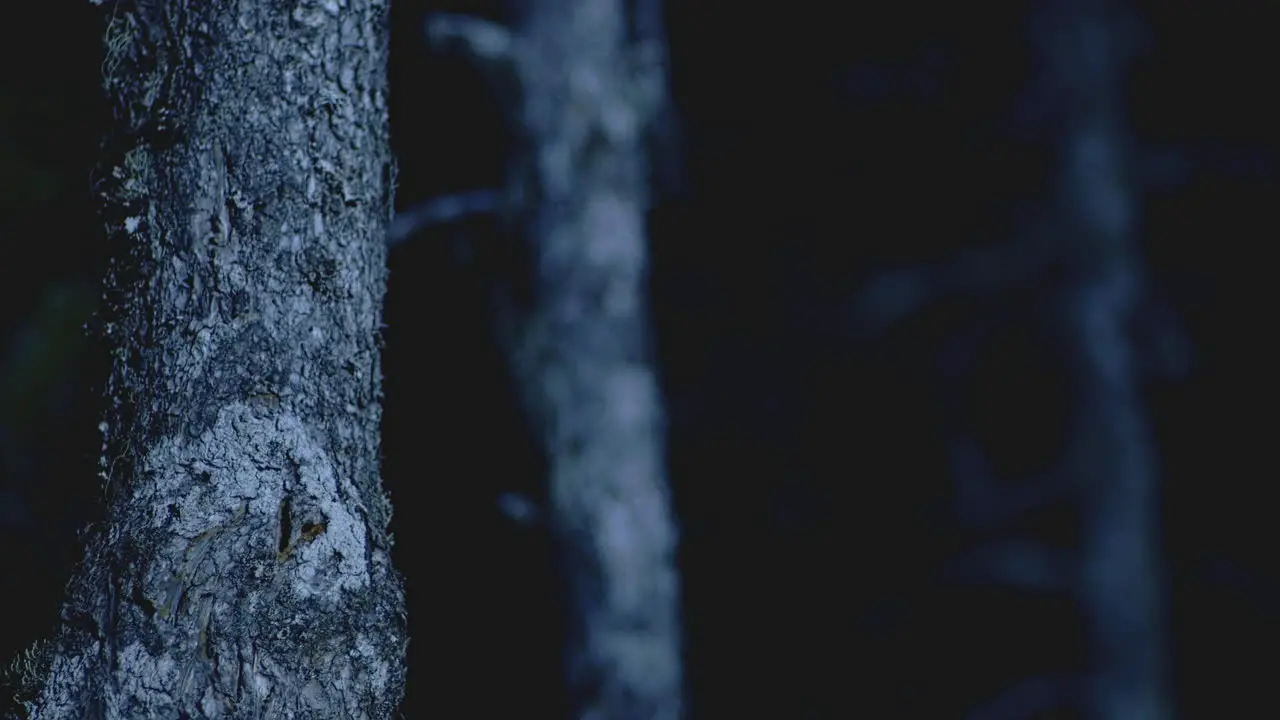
[[1, 1, 1274, 717]]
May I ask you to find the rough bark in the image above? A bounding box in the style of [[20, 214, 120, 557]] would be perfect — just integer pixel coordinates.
[[8, 1, 406, 717], [429, 2, 683, 718]]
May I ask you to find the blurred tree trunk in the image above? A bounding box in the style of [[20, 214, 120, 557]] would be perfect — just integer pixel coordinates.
[[1034, 1, 1173, 718], [430, 1, 684, 717], [846, 2, 1174, 717], [6, 1, 407, 717]]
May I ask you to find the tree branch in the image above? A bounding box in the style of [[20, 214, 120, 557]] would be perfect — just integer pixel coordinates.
[[942, 540, 1075, 592], [968, 673, 1079, 720], [387, 189, 502, 246], [424, 14, 516, 66], [947, 434, 1077, 533], [843, 221, 1062, 339]]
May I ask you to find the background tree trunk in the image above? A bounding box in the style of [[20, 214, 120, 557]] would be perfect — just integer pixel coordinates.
[[841, 1, 1174, 717], [1036, 1, 1174, 717], [11, 1, 407, 716], [429, 1, 684, 717]]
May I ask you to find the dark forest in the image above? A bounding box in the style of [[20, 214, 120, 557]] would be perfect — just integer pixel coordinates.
[[1, 1, 1274, 717]]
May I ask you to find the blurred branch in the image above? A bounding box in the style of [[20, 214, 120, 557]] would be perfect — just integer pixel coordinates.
[[1138, 142, 1276, 191], [843, 218, 1062, 339], [947, 434, 1078, 533], [935, 316, 1080, 534], [942, 539, 1075, 592], [424, 14, 515, 66], [424, 13, 525, 131], [968, 673, 1079, 720], [496, 492, 544, 528], [387, 189, 502, 246]]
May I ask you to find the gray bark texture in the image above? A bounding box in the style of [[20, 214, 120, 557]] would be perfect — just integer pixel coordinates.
[[6, 1, 407, 717], [429, 2, 683, 718]]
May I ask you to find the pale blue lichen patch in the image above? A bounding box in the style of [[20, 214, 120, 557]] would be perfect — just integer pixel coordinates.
[[141, 402, 370, 603]]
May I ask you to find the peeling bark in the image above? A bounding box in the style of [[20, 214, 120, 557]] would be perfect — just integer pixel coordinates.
[[9, 1, 407, 717]]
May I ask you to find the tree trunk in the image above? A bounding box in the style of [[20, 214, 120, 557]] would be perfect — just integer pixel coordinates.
[[429, 2, 684, 717], [842, 3, 1173, 716], [9, 1, 407, 717], [1033, 1, 1173, 718]]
